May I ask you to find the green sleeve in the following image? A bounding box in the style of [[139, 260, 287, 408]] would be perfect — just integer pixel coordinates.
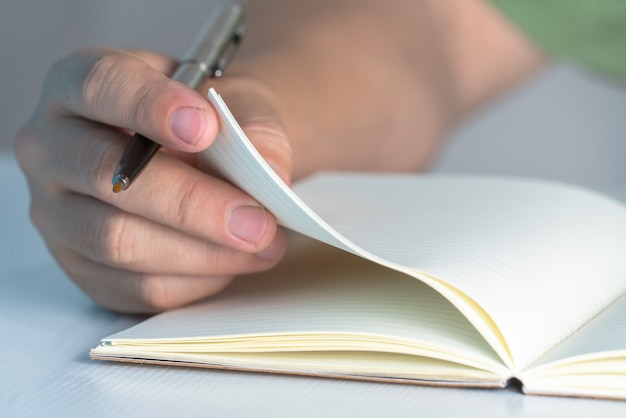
[[490, 0, 626, 82]]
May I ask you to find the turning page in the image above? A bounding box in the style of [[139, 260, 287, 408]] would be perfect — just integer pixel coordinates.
[[198, 89, 626, 372]]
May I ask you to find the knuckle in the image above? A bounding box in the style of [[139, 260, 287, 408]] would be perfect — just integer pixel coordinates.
[[136, 275, 174, 311], [99, 211, 135, 266], [131, 77, 162, 128], [169, 177, 209, 230], [43, 49, 117, 114], [81, 52, 149, 118], [81, 53, 123, 115]]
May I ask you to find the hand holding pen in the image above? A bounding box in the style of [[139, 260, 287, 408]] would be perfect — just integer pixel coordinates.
[[15, 1, 294, 312], [14, 0, 472, 313], [112, 2, 245, 192]]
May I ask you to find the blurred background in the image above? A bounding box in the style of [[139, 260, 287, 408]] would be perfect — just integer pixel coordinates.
[[1, 0, 625, 189]]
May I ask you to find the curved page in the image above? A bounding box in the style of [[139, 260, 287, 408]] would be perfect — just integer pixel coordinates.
[[199, 89, 626, 372]]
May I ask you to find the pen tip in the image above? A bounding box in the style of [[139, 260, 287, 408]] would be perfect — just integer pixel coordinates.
[[112, 174, 130, 193]]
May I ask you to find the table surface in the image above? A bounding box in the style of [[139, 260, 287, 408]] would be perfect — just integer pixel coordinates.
[[2, 153, 626, 418]]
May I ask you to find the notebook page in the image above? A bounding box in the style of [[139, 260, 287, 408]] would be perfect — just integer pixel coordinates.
[[200, 90, 512, 362], [101, 236, 509, 377], [293, 173, 626, 371], [523, 292, 626, 373], [200, 89, 626, 372], [519, 293, 626, 398], [200, 90, 513, 365]]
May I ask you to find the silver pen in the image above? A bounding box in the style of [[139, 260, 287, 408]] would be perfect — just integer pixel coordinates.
[[112, 1, 245, 193]]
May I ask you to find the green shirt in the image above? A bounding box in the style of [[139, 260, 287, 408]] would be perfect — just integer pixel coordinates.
[[491, 0, 626, 82]]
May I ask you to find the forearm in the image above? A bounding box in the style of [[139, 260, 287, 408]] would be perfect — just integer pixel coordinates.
[[229, 0, 545, 179]]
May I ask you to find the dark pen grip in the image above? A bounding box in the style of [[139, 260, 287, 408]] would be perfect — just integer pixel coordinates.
[[114, 133, 162, 184]]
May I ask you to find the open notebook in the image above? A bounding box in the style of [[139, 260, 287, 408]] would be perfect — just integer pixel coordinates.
[[91, 89, 626, 400]]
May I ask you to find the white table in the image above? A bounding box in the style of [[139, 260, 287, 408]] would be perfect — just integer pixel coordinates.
[[2, 153, 626, 417]]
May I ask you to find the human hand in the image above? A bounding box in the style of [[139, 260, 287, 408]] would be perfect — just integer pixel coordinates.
[[15, 0, 543, 313], [15, 48, 291, 313]]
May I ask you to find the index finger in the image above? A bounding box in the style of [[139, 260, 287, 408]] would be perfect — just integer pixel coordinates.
[[38, 48, 218, 152]]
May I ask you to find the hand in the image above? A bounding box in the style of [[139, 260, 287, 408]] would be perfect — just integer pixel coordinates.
[[15, 0, 543, 313], [15, 48, 290, 313]]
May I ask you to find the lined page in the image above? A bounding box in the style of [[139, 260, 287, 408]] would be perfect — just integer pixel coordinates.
[[524, 292, 626, 372], [199, 89, 626, 371], [101, 236, 508, 377], [520, 293, 626, 399], [293, 173, 626, 371]]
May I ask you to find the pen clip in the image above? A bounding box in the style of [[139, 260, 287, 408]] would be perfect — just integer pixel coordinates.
[[211, 24, 245, 77]]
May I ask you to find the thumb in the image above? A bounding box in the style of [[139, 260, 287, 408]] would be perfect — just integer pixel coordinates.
[[205, 78, 293, 186]]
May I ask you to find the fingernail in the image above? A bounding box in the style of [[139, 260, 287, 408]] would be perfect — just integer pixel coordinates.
[[228, 205, 268, 245], [170, 107, 206, 145]]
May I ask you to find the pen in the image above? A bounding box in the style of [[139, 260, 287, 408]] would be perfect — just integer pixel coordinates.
[[111, 1, 245, 193]]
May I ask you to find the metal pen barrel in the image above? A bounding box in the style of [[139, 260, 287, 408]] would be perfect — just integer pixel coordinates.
[[173, 2, 245, 88]]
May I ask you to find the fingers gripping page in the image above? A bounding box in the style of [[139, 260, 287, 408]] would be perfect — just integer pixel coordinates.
[[200, 89, 357, 253]]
